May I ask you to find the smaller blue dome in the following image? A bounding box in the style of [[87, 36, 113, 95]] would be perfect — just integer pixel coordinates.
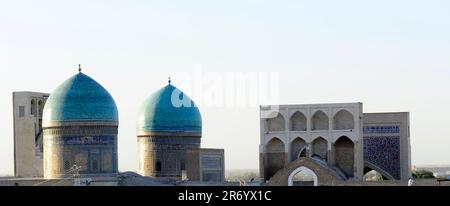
[[137, 84, 202, 133], [43, 72, 118, 125]]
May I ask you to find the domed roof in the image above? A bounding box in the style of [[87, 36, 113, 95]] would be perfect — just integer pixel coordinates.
[[137, 84, 202, 134], [43, 72, 118, 125]]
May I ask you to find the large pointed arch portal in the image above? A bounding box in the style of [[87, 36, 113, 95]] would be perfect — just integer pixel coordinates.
[[288, 166, 318, 186]]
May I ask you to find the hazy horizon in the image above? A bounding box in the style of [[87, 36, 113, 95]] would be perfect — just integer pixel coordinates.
[[1, 0, 450, 176]]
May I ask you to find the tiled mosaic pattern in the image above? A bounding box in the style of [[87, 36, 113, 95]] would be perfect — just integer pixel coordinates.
[[363, 136, 400, 179]]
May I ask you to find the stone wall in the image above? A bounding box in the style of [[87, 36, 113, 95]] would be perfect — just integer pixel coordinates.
[[186, 149, 201, 181], [333, 179, 450, 186], [0, 176, 119, 186], [185, 148, 225, 182], [137, 135, 201, 179]]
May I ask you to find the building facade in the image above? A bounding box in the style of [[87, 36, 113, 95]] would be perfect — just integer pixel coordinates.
[[186, 148, 225, 182], [260, 102, 412, 185], [13, 92, 49, 177], [260, 103, 364, 182], [363, 112, 411, 180], [42, 71, 119, 179]]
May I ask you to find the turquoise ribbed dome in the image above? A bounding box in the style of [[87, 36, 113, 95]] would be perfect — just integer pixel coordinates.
[[43, 72, 118, 125], [137, 84, 202, 133]]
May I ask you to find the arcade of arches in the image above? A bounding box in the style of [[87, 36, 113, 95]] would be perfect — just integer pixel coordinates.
[[261, 103, 411, 185], [268, 110, 356, 132], [260, 105, 362, 185], [263, 136, 355, 182]]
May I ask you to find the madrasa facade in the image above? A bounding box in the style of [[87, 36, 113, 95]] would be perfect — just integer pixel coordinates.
[[259, 103, 411, 186], [10, 67, 225, 185]]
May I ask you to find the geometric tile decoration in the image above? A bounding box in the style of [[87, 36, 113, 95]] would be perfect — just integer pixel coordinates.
[[363, 136, 400, 179]]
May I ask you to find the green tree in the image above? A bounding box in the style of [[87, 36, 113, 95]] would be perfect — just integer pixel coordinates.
[[226, 172, 259, 182], [412, 170, 435, 179]]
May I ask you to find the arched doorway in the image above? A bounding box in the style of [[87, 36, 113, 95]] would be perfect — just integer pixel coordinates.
[[334, 136, 354, 178], [38, 100, 44, 116], [311, 137, 328, 160], [31, 99, 37, 116], [290, 137, 307, 162], [298, 149, 307, 159], [290, 111, 307, 131], [268, 157, 346, 186], [288, 166, 318, 186], [333, 110, 354, 130], [266, 138, 286, 180], [267, 113, 285, 131], [311, 111, 329, 130]]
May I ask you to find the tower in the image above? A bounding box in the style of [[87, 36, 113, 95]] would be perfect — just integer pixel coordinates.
[[13, 92, 49, 177]]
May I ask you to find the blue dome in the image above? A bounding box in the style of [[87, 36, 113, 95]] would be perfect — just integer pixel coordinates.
[[43, 72, 118, 125], [137, 84, 202, 133]]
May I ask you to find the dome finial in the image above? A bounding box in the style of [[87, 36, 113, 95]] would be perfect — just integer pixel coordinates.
[[78, 64, 82, 73], [168, 76, 171, 85]]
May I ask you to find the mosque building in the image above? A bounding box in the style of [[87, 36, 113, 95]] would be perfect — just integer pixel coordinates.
[[259, 103, 412, 186], [137, 80, 225, 182], [137, 80, 202, 178], [8, 66, 224, 185], [42, 67, 119, 179]]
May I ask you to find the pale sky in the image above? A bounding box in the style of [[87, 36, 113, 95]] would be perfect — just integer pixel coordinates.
[[1, 0, 450, 175]]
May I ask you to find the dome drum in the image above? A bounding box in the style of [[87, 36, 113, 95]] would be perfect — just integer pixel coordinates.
[[137, 130, 202, 138], [43, 130, 118, 178], [137, 136, 200, 178]]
